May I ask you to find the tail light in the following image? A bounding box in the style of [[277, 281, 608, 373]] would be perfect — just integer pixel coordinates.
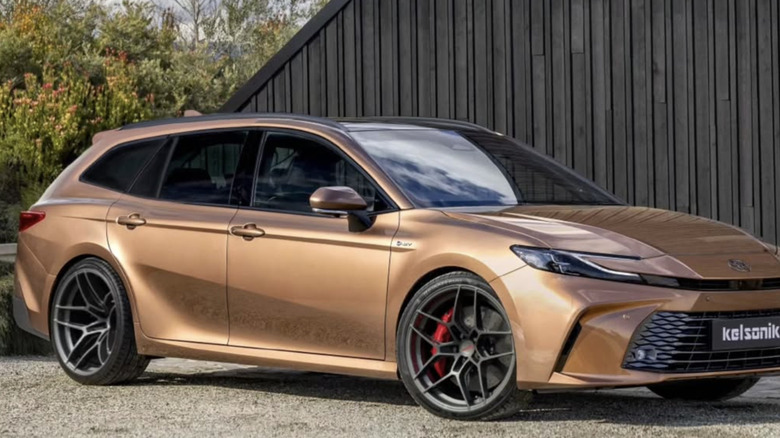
[[19, 211, 45, 232]]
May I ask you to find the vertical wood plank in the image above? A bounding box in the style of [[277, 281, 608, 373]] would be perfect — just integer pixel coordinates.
[[343, 2, 358, 116], [473, 0, 489, 125], [380, 0, 396, 115], [435, 0, 451, 118], [771, 0, 780, 245], [361, 0, 377, 116], [611, 0, 629, 201], [325, 19, 340, 116], [714, 0, 732, 222], [591, 0, 607, 186], [652, 0, 670, 209], [511, 0, 530, 142], [416, 0, 433, 117], [632, 0, 650, 206], [454, 0, 469, 120], [492, 0, 508, 133], [551, 0, 566, 163], [572, 53, 587, 175], [531, 0, 544, 55], [757, 0, 776, 242], [571, 0, 584, 53], [290, 52, 304, 113]]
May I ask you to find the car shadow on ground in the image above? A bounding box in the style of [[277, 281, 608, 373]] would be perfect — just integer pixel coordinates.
[[136, 368, 417, 407], [134, 367, 780, 427]]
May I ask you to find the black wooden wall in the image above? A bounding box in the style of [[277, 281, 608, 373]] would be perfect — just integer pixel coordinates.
[[223, 0, 780, 245]]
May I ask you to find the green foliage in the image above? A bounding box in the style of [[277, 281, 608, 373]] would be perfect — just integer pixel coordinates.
[[0, 273, 51, 355], [0, 0, 323, 242]]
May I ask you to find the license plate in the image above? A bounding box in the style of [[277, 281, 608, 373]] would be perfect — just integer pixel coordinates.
[[712, 317, 780, 351]]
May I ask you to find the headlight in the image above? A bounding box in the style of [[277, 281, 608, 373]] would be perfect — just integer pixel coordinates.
[[510, 245, 642, 283]]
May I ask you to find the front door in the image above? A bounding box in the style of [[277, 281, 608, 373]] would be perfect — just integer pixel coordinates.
[[108, 129, 256, 344], [226, 131, 399, 359]]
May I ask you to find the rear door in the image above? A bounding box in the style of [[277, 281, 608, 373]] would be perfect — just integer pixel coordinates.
[[107, 129, 259, 345], [226, 130, 399, 359]]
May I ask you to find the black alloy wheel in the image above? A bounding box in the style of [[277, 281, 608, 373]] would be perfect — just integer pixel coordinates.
[[397, 272, 531, 420], [51, 258, 149, 385]]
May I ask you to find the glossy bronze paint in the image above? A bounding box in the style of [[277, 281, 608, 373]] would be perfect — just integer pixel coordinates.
[[309, 186, 368, 211], [226, 209, 399, 359], [14, 116, 780, 387]]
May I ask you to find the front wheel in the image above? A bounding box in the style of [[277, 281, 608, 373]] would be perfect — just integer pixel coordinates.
[[50, 258, 149, 385], [397, 272, 531, 420], [647, 377, 759, 401]]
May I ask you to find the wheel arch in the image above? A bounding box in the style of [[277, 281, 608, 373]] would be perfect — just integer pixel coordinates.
[[386, 256, 521, 363], [47, 248, 138, 334], [394, 266, 478, 336]]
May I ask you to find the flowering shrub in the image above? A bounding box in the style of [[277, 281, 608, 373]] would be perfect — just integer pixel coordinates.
[[0, 60, 153, 180], [0, 3, 163, 236], [0, 0, 322, 242], [0, 58, 156, 228]]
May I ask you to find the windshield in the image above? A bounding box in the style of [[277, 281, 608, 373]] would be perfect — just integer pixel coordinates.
[[352, 129, 620, 208]]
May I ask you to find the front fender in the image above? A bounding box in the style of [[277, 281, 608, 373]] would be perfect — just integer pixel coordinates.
[[383, 210, 525, 361]]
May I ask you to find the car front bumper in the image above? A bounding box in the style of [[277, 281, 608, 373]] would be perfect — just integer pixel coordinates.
[[492, 267, 780, 390]]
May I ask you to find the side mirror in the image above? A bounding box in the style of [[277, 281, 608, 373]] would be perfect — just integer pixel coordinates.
[[310, 186, 373, 232]]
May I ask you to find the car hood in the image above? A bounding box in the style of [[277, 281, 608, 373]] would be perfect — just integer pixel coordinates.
[[443, 205, 780, 279]]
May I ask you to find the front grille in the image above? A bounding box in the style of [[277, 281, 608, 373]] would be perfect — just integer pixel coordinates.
[[623, 309, 780, 373], [667, 277, 780, 291], [762, 278, 780, 289]]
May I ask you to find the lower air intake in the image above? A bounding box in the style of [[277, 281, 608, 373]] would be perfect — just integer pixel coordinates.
[[623, 310, 780, 373]]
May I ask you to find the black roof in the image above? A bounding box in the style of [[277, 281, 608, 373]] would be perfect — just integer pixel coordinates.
[[119, 113, 266, 130], [119, 113, 494, 134]]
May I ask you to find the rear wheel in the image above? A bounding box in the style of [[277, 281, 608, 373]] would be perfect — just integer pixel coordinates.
[[50, 258, 149, 385], [647, 377, 759, 401], [397, 272, 531, 420]]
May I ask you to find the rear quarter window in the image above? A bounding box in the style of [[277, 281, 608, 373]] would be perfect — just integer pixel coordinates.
[[81, 138, 166, 192]]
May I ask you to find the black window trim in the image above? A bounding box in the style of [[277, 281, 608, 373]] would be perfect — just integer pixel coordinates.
[[241, 127, 400, 218], [494, 132, 625, 206], [122, 128, 262, 210], [79, 135, 169, 193], [126, 135, 176, 198]]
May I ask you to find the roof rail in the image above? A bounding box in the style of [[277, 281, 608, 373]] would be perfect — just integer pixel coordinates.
[[119, 112, 344, 131], [335, 117, 495, 133]]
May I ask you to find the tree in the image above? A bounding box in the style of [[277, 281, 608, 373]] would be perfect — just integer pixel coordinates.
[[0, 0, 322, 240], [169, 0, 214, 49]]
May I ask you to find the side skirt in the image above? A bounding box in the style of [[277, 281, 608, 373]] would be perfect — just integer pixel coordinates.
[[135, 325, 398, 381]]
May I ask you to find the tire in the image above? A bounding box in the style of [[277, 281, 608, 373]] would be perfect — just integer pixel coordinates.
[[647, 377, 759, 401], [50, 257, 150, 385], [397, 271, 532, 420]]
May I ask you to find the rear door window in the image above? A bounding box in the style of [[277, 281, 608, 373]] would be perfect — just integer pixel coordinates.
[[158, 131, 249, 206]]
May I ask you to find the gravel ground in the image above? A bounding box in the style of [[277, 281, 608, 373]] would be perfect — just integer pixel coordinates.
[[2, 357, 780, 437]]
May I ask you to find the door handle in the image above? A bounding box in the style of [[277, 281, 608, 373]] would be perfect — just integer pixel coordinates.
[[117, 213, 147, 230], [230, 223, 266, 240]]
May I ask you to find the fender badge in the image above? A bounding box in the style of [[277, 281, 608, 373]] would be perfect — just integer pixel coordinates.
[[395, 241, 413, 248]]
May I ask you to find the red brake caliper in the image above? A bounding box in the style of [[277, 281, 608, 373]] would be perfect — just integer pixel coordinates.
[[431, 308, 454, 377]]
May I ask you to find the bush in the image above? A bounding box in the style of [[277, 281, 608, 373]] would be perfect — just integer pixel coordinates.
[[0, 270, 51, 355]]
